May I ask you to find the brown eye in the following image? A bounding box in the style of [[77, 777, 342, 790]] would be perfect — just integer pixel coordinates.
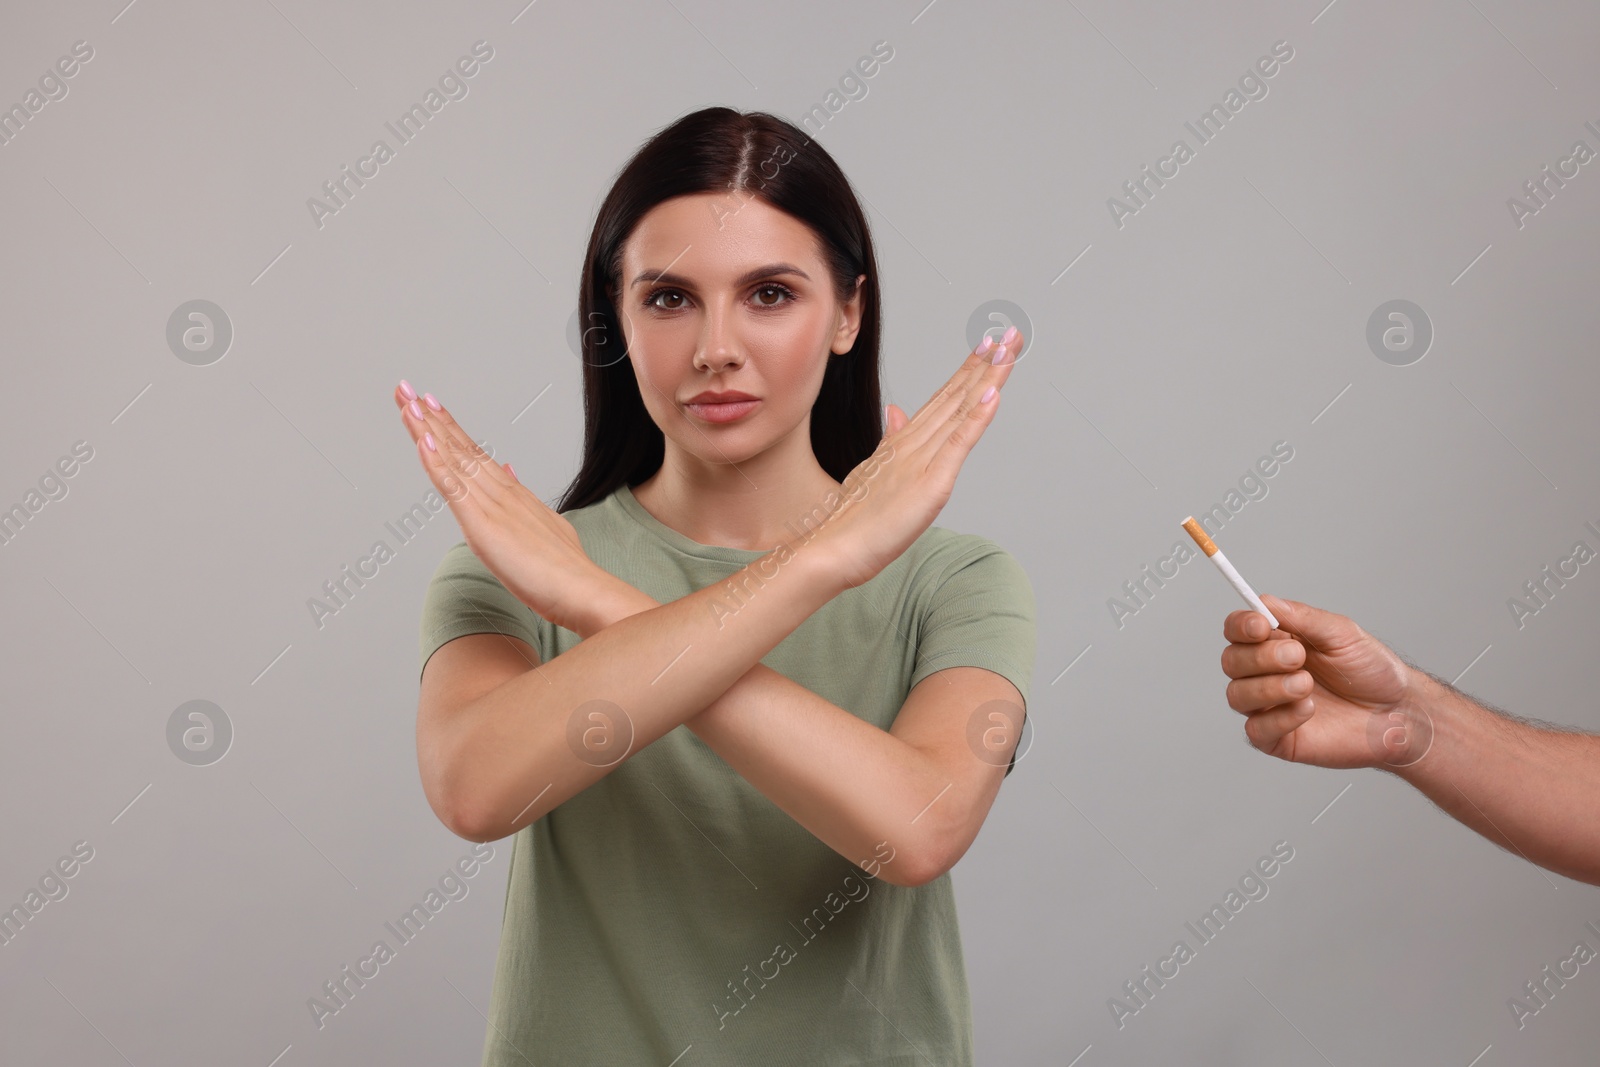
[[753, 284, 795, 307], [646, 290, 685, 310]]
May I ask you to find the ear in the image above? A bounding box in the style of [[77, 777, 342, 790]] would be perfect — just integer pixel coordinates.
[[831, 274, 867, 355]]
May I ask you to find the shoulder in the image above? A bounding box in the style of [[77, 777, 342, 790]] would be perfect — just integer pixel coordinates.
[[899, 527, 1038, 707], [430, 538, 489, 578], [897, 526, 1033, 599]]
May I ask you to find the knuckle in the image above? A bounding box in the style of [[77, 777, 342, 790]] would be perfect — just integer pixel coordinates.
[[1243, 717, 1267, 750]]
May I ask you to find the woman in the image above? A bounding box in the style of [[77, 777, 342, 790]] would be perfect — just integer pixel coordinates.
[[402, 107, 1035, 1065]]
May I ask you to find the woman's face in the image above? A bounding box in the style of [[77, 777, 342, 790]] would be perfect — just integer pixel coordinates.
[[612, 192, 863, 467]]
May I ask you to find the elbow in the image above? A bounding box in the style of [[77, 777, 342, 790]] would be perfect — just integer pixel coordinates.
[[885, 859, 939, 889], [445, 787, 525, 843], [438, 775, 519, 843], [421, 750, 501, 843], [873, 832, 959, 889], [882, 849, 946, 888], [889, 809, 983, 888], [421, 711, 512, 843], [444, 804, 495, 844], [907, 841, 963, 887], [425, 786, 492, 843]]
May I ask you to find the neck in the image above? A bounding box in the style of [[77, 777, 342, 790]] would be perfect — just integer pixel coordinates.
[[631, 450, 841, 552]]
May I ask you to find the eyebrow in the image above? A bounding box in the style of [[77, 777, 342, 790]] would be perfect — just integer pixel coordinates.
[[630, 262, 812, 289]]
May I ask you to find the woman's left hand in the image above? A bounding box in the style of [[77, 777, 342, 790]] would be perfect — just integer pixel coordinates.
[[394, 381, 606, 635]]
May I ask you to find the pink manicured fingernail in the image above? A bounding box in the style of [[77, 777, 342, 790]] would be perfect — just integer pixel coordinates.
[[1001, 325, 1018, 345], [505, 463, 517, 481], [423, 392, 441, 411], [990, 343, 1008, 366], [976, 335, 994, 354], [980, 385, 997, 404], [409, 400, 423, 419], [399, 379, 417, 400], [424, 432, 437, 452]]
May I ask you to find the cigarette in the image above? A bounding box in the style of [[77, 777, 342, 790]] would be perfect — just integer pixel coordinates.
[[1181, 517, 1279, 628]]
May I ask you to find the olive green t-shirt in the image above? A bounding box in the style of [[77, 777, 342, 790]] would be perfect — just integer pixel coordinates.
[[417, 482, 1036, 1066]]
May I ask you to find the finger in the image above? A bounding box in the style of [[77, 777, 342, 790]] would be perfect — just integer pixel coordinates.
[[1258, 594, 1360, 650], [885, 404, 909, 436], [413, 415, 468, 504], [918, 353, 1016, 486], [397, 384, 491, 510], [1226, 670, 1314, 713], [399, 400, 506, 517], [950, 328, 1022, 419], [1220, 636, 1305, 680], [906, 328, 1023, 457], [969, 327, 1022, 399], [396, 386, 460, 483], [1242, 698, 1316, 753], [1223, 607, 1283, 644], [395, 381, 426, 437], [944, 328, 1022, 427], [905, 332, 1017, 427], [504, 462, 518, 483], [400, 390, 505, 491]]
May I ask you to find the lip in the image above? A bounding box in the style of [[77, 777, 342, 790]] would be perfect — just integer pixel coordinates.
[[686, 390, 757, 404], [684, 398, 760, 423]]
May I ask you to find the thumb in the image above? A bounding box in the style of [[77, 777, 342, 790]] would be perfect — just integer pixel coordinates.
[[884, 403, 908, 436], [1261, 594, 1357, 649]]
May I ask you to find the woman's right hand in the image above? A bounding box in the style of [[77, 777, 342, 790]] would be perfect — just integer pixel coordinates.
[[808, 329, 1021, 588], [395, 381, 605, 635]]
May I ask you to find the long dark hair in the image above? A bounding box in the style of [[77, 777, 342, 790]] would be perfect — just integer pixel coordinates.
[[554, 107, 884, 513]]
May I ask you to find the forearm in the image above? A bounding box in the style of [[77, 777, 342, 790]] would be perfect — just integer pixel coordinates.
[[583, 582, 954, 888], [448, 543, 844, 840], [1392, 669, 1600, 885]]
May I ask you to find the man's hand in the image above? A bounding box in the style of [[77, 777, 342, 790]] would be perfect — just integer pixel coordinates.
[[1220, 594, 1422, 769]]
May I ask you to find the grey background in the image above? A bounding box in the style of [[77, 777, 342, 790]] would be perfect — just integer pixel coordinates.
[[2, 0, 1597, 1064]]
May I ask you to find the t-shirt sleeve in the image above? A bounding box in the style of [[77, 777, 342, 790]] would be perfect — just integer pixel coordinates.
[[418, 540, 546, 683], [907, 538, 1037, 778]]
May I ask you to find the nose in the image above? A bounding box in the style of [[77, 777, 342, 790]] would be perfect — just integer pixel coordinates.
[[693, 305, 744, 373]]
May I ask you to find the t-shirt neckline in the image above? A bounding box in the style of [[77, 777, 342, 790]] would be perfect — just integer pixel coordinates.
[[613, 482, 773, 565]]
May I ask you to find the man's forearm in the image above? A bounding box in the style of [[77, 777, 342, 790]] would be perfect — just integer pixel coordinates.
[[1392, 669, 1600, 885]]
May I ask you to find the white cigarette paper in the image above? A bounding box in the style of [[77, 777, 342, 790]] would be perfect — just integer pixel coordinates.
[[1180, 516, 1279, 628]]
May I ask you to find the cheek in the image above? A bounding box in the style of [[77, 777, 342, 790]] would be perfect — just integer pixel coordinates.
[[764, 321, 832, 392], [619, 320, 673, 385], [617, 335, 675, 415], [631, 359, 676, 414]]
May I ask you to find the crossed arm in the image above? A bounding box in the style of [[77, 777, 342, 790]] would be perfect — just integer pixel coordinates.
[[419, 542, 1025, 888]]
